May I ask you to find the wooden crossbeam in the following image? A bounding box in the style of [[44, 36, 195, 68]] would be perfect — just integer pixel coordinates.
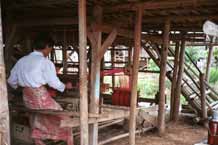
[[99, 29, 117, 59], [105, 0, 217, 12]]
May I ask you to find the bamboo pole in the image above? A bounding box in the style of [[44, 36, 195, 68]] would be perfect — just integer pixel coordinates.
[[205, 41, 213, 82], [89, 5, 102, 145], [158, 19, 170, 135], [170, 41, 180, 120], [0, 1, 10, 145], [78, 0, 89, 144], [129, 6, 143, 145], [200, 73, 208, 127], [172, 36, 186, 122]]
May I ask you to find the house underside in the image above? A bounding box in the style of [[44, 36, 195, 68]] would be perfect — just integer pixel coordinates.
[[1, 0, 218, 145]]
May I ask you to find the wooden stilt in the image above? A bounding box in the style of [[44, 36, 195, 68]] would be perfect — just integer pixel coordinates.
[[170, 41, 180, 120], [129, 6, 143, 145], [89, 5, 102, 145], [5, 24, 17, 73], [111, 47, 115, 89], [158, 19, 170, 135], [25, 35, 32, 53], [172, 36, 186, 122], [0, 2, 10, 145], [205, 41, 213, 82], [200, 73, 208, 127], [63, 29, 67, 74], [78, 0, 89, 144]]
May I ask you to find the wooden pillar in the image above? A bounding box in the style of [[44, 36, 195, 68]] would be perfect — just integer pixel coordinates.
[[170, 41, 180, 120], [128, 46, 133, 88], [78, 0, 89, 144], [5, 24, 17, 74], [172, 36, 186, 122], [200, 73, 208, 127], [63, 29, 67, 74], [158, 19, 170, 135], [25, 36, 32, 53], [111, 47, 115, 89], [205, 41, 213, 82], [0, 2, 10, 145], [129, 6, 143, 145], [89, 5, 102, 145]]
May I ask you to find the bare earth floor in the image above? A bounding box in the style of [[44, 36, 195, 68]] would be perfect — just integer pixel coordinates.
[[108, 117, 207, 145]]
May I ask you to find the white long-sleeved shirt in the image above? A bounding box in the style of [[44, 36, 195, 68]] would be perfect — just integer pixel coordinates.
[[7, 51, 65, 92]]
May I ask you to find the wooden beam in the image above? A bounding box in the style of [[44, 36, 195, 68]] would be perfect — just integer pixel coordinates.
[[170, 41, 180, 121], [158, 19, 170, 135], [99, 127, 154, 145], [129, 6, 143, 145], [0, 2, 10, 145], [143, 15, 218, 23], [78, 0, 89, 144], [99, 29, 117, 59], [105, 0, 217, 12], [172, 36, 186, 122], [205, 41, 213, 82], [16, 18, 78, 26], [200, 73, 207, 127]]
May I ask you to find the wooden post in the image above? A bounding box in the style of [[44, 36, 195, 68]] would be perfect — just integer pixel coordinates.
[[63, 29, 67, 74], [205, 41, 213, 82], [25, 36, 32, 53], [200, 73, 208, 127], [78, 0, 89, 144], [158, 19, 170, 135], [172, 36, 186, 122], [111, 47, 115, 89], [5, 24, 17, 74], [128, 46, 133, 88], [0, 2, 10, 145], [170, 41, 180, 120], [129, 6, 143, 145], [89, 5, 102, 145]]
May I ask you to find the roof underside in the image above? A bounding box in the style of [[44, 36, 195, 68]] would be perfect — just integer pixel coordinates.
[[2, 0, 218, 44]]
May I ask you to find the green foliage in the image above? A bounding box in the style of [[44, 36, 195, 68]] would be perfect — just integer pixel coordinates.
[[148, 59, 159, 71], [137, 74, 159, 98], [213, 47, 218, 66], [209, 67, 218, 84], [185, 46, 207, 63]]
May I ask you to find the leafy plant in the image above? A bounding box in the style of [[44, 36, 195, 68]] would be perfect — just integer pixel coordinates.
[[209, 67, 218, 84]]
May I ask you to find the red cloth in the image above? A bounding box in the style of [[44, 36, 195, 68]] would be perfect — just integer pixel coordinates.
[[101, 68, 125, 76], [23, 86, 73, 145]]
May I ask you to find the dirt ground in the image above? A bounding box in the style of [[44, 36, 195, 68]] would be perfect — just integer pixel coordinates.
[[108, 116, 207, 145]]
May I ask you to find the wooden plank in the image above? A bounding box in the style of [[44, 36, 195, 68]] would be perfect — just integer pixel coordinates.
[[78, 0, 89, 144], [98, 127, 154, 145], [170, 41, 180, 120], [129, 6, 143, 145], [61, 108, 130, 128], [0, 2, 10, 145], [11, 106, 99, 118], [158, 19, 170, 135], [172, 36, 186, 122]]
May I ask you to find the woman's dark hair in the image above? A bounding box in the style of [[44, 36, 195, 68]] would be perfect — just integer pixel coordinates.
[[33, 32, 55, 50]]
